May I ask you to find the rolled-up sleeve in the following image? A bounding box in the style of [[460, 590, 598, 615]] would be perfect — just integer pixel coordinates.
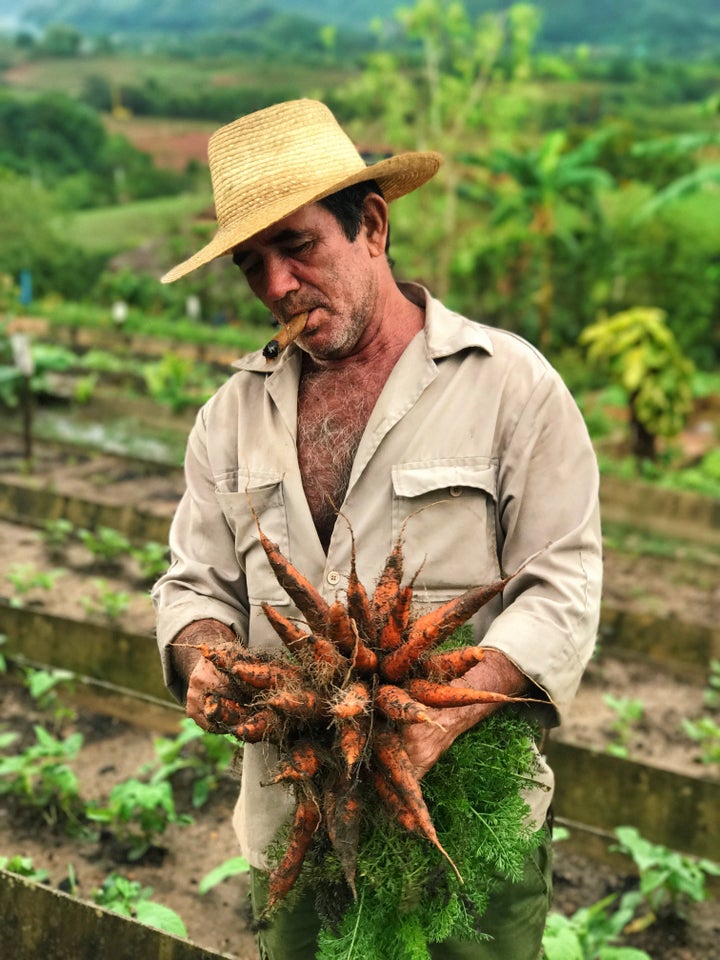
[[151, 407, 250, 701], [482, 365, 602, 724]]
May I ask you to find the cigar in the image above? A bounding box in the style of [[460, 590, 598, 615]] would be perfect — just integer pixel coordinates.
[[262, 312, 309, 360]]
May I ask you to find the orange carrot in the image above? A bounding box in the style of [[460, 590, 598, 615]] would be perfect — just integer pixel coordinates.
[[380, 572, 516, 682], [202, 692, 250, 727], [370, 768, 419, 834], [336, 716, 370, 772], [267, 793, 321, 911], [377, 582, 413, 651], [370, 528, 405, 631], [324, 773, 363, 896], [421, 645, 487, 682], [230, 653, 303, 689], [329, 680, 371, 719], [341, 516, 375, 644], [261, 740, 323, 786], [374, 684, 439, 727], [261, 601, 311, 653], [250, 508, 330, 634], [263, 686, 324, 718], [229, 708, 277, 743], [372, 727, 462, 881], [326, 601, 378, 673], [405, 678, 537, 709], [194, 640, 244, 676]]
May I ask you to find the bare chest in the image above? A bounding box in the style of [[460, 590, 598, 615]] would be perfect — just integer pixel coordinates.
[[296, 368, 384, 548]]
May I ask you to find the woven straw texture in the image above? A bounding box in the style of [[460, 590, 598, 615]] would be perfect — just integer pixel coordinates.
[[162, 99, 442, 283]]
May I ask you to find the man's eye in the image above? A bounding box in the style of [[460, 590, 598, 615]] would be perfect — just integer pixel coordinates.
[[285, 241, 312, 258]]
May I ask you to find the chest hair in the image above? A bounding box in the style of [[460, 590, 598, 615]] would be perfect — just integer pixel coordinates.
[[297, 365, 384, 550]]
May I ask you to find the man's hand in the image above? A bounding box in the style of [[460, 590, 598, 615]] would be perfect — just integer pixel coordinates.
[[170, 619, 239, 731], [402, 648, 531, 779]]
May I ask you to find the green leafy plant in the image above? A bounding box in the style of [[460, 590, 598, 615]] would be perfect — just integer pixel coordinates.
[[86, 778, 192, 862], [0, 724, 85, 827], [24, 666, 76, 730], [143, 717, 236, 809], [681, 716, 720, 765], [6, 563, 66, 608], [543, 893, 650, 960], [0, 855, 50, 883], [611, 825, 720, 921], [198, 855, 250, 895], [93, 872, 187, 937], [603, 694, 644, 758], [130, 540, 170, 582], [579, 307, 695, 462], [703, 658, 720, 711], [77, 526, 131, 565], [41, 517, 75, 556], [0, 633, 7, 674], [80, 579, 131, 621]]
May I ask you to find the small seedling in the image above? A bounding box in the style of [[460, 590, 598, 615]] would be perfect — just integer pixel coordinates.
[[0, 724, 85, 827], [603, 693, 644, 758], [611, 825, 720, 920], [682, 716, 720, 766], [42, 518, 75, 555], [703, 659, 720, 711], [93, 872, 187, 937], [131, 540, 170, 582], [0, 855, 50, 883], [77, 526, 131, 565], [80, 579, 131, 621], [86, 778, 192, 862], [144, 717, 236, 809], [24, 666, 76, 730], [6, 563, 65, 608], [199, 856, 250, 895]]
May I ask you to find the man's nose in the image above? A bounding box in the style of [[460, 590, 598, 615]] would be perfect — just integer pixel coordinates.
[[263, 253, 301, 303]]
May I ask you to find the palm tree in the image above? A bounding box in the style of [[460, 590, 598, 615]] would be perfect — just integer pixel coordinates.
[[471, 130, 614, 352]]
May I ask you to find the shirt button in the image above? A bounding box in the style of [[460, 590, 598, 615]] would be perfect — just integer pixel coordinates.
[[449, 486, 462, 497], [327, 570, 341, 586]]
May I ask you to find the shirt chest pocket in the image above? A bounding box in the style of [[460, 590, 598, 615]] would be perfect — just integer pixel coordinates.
[[214, 473, 290, 606], [391, 458, 500, 603]]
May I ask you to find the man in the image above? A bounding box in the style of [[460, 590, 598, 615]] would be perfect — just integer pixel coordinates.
[[152, 99, 602, 960]]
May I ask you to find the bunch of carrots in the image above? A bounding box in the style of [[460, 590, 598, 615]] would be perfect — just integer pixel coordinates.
[[193, 513, 536, 913]]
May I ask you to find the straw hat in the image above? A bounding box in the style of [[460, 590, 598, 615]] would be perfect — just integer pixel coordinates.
[[161, 99, 442, 283]]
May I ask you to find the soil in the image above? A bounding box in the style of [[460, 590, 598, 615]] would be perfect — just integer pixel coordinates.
[[1, 439, 719, 958]]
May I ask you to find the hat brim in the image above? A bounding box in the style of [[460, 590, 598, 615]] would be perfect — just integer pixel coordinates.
[[160, 151, 442, 284]]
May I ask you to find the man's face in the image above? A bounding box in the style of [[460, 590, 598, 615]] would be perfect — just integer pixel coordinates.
[[232, 202, 381, 361]]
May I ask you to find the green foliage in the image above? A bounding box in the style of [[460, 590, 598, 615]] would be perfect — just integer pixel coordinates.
[[77, 525, 131, 563], [80, 579, 131, 621], [198, 855, 250, 895], [24, 666, 77, 730], [0, 855, 50, 883], [543, 893, 650, 960], [611, 826, 720, 919], [603, 694, 644, 759], [681, 716, 720, 765], [313, 711, 541, 960], [131, 540, 171, 582], [86, 778, 192, 861], [580, 308, 695, 458], [0, 724, 85, 826], [143, 717, 236, 809], [141, 353, 217, 414], [42, 518, 75, 555], [703, 659, 720, 711], [93, 871, 188, 937], [6, 563, 66, 607]]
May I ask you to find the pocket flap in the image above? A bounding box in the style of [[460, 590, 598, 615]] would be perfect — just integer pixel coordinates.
[[392, 458, 497, 500]]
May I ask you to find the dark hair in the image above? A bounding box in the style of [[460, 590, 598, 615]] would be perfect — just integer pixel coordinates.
[[319, 179, 391, 256]]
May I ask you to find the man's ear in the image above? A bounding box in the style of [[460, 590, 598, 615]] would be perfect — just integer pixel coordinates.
[[362, 194, 389, 258]]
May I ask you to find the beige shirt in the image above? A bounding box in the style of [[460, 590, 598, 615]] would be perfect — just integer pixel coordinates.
[[152, 285, 602, 867]]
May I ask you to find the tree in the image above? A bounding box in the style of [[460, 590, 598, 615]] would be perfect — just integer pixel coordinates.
[[579, 307, 695, 462], [334, 0, 542, 297], [471, 129, 614, 352]]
